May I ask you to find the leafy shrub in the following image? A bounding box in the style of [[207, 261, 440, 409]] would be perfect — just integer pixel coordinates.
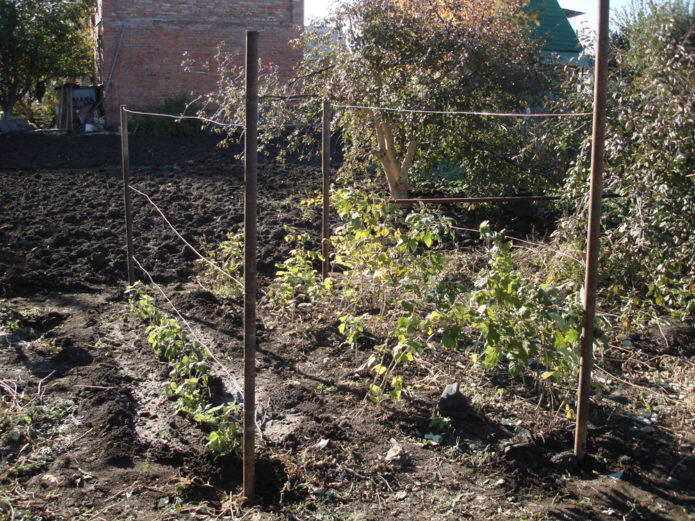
[[251, 181, 586, 402], [201, 231, 244, 298], [467, 222, 584, 379], [267, 228, 327, 317], [555, 1, 695, 320]]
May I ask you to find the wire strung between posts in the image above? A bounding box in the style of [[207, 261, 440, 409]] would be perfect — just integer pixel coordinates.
[[333, 103, 592, 118], [132, 256, 244, 399], [122, 108, 244, 129], [127, 185, 244, 291]]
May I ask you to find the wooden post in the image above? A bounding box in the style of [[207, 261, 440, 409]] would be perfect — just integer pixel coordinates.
[[120, 105, 135, 286], [243, 30, 259, 501], [574, 0, 610, 462], [58, 85, 74, 132], [321, 101, 332, 280]]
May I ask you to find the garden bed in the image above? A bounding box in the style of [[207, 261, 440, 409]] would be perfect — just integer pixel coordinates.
[[0, 132, 693, 521]]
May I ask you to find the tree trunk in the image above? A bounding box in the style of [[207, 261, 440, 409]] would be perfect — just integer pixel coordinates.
[[372, 111, 417, 200], [2, 98, 16, 119]]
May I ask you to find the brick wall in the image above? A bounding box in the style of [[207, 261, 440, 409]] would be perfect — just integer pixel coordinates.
[[95, 0, 303, 126]]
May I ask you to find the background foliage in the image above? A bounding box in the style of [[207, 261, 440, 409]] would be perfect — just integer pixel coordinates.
[[0, 0, 93, 119], [553, 0, 695, 320], [201, 0, 559, 199]]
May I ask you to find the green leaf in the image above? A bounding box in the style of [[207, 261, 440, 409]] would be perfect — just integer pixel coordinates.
[[442, 331, 456, 349], [565, 329, 580, 344]]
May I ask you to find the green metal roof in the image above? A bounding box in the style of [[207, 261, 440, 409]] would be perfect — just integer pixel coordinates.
[[524, 0, 582, 54]]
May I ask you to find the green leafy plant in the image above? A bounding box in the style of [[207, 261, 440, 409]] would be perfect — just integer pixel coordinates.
[[126, 283, 242, 455], [467, 222, 584, 379], [337, 313, 366, 349], [267, 227, 327, 317], [201, 230, 244, 298]]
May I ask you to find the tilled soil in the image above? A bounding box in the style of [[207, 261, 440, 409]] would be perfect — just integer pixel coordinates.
[[0, 132, 693, 521]]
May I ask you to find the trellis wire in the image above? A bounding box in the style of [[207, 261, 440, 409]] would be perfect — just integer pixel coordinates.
[[123, 108, 244, 129], [333, 102, 592, 118], [132, 255, 244, 400], [127, 184, 244, 291]]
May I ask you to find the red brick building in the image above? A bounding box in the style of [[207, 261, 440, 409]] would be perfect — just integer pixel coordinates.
[[94, 0, 303, 125]]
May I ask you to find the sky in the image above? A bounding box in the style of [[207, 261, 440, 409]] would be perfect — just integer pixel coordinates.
[[561, 0, 636, 33], [304, 0, 638, 32]]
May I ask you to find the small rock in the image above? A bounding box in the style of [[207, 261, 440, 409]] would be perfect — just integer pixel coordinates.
[[385, 438, 405, 462], [424, 433, 443, 444], [513, 426, 533, 444], [315, 438, 330, 450], [436, 383, 471, 419], [40, 474, 62, 488], [393, 490, 408, 501]]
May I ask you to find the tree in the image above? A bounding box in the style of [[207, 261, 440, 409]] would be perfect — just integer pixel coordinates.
[[0, 0, 92, 119], [201, 0, 553, 199]]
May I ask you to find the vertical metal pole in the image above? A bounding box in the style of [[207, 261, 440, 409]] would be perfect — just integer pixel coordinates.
[[243, 30, 259, 500], [120, 105, 135, 286], [574, 0, 609, 462], [321, 101, 332, 280]]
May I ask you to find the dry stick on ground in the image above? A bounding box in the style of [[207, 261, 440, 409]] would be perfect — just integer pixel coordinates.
[[0, 379, 19, 407], [86, 482, 140, 520], [37, 370, 55, 405], [668, 455, 691, 479], [656, 321, 672, 350], [61, 427, 95, 452]]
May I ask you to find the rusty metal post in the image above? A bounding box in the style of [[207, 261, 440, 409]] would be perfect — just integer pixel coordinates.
[[574, 0, 610, 462], [321, 101, 332, 280], [243, 30, 259, 500], [120, 105, 135, 286]]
